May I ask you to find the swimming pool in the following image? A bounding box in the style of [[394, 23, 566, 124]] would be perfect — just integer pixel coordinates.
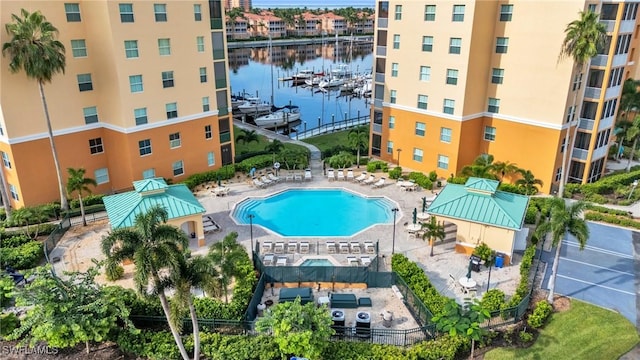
[[300, 259, 334, 267], [232, 188, 396, 237]]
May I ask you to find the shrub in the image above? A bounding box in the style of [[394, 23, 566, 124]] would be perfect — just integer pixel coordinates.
[[62, 204, 105, 218], [498, 183, 527, 195], [448, 176, 467, 185], [407, 172, 433, 190], [585, 204, 631, 217], [182, 165, 236, 190], [391, 254, 449, 316], [527, 300, 553, 329], [0, 234, 31, 248], [519, 330, 534, 343], [326, 151, 355, 169], [428, 171, 438, 182], [69, 194, 105, 209], [388, 167, 402, 180], [472, 242, 492, 262], [105, 264, 125, 281], [0, 313, 19, 338], [366, 160, 387, 173], [0, 241, 43, 270], [480, 289, 505, 312], [235, 154, 275, 174], [584, 212, 640, 229], [0, 274, 15, 308], [503, 245, 536, 309]]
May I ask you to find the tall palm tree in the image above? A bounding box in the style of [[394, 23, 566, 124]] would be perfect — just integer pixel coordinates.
[[101, 205, 190, 360], [515, 169, 543, 195], [347, 126, 368, 168], [66, 168, 97, 226], [421, 217, 446, 257], [2, 9, 69, 210], [617, 79, 640, 159], [265, 139, 285, 154], [206, 231, 246, 303], [460, 154, 497, 180], [625, 115, 640, 171], [491, 161, 520, 182], [534, 198, 589, 304], [0, 168, 11, 221], [235, 129, 260, 144], [558, 10, 606, 197]]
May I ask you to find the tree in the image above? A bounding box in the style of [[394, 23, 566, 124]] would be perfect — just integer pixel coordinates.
[[625, 115, 640, 172], [101, 205, 191, 360], [491, 160, 520, 181], [534, 198, 589, 304], [0, 168, 11, 221], [66, 168, 97, 226], [515, 169, 544, 195], [2, 9, 69, 210], [11, 206, 48, 239], [265, 139, 285, 154], [558, 10, 606, 197], [206, 231, 246, 303], [421, 217, 445, 257], [235, 129, 260, 144], [347, 126, 368, 168], [255, 297, 333, 360], [431, 298, 490, 360], [460, 154, 497, 180]]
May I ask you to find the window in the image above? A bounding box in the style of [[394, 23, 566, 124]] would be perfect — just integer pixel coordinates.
[[83, 106, 98, 124], [161, 71, 174, 88], [172, 160, 184, 176], [419, 66, 431, 81], [438, 155, 449, 169], [166, 102, 178, 119], [413, 148, 423, 162], [422, 36, 433, 52], [196, 36, 205, 52], [387, 141, 394, 154], [572, 73, 583, 91], [119, 3, 134, 22], [202, 96, 210, 112], [393, 34, 400, 49], [169, 132, 181, 148], [388, 116, 395, 129], [142, 168, 156, 179], [443, 99, 455, 114], [440, 127, 452, 142], [129, 75, 143, 93], [1, 152, 11, 168], [194, 4, 202, 21], [158, 38, 171, 56], [124, 40, 139, 58], [496, 37, 509, 53], [70, 39, 87, 57], [452, 5, 465, 21], [77, 73, 93, 91], [207, 152, 215, 166], [94, 168, 109, 184], [624, 3, 638, 21], [484, 126, 496, 141], [154, 4, 167, 22], [65, 3, 81, 22], [415, 122, 426, 136], [138, 139, 152, 156], [446, 69, 458, 85], [199, 67, 207, 82], [566, 106, 575, 123], [609, 67, 624, 87], [555, 167, 562, 181], [491, 68, 504, 84], [449, 38, 461, 54], [134, 108, 147, 125], [205, 125, 212, 139], [615, 34, 631, 55], [391, 63, 399, 77], [601, 98, 618, 118], [9, 184, 18, 201], [89, 138, 103, 154], [487, 98, 500, 113], [424, 5, 436, 21], [390, 90, 397, 104], [500, 4, 513, 21], [417, 95, 428, 110], [395, 5, 402, 20], [588, 4, 597, 13]]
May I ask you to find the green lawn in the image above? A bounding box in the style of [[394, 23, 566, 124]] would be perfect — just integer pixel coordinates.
[[301, 126, 368, 153], [484, 300, 639, 360], [234, 126, 306, 155]]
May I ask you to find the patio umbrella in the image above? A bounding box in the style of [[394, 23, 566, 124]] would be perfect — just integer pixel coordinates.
[[412, 208, 417, 224], [466, 260, 472, 279], [422, 197, 427, 212]]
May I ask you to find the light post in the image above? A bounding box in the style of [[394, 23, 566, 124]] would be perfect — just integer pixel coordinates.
[[391, 208, 399, 254], [629, 180, 638, 201], [486, 252, 495, 292], [247, 214, 255, 262], [396, 148, 402, 167]]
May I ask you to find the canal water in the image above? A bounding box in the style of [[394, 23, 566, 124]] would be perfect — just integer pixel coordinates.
[[228, 40, 373, 132]]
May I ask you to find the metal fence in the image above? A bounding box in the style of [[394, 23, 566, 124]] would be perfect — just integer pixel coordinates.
[[43, 216, 71, 262], [294, 115, 370, 140]]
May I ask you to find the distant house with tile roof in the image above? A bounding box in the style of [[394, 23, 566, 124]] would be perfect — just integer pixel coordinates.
[[427, 177, 530, 265]]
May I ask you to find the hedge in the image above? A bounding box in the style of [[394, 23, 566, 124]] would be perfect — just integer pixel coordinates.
[[181, 165, 237, 191], [584, 212, 640, 229], [563, 166, 640, 202], [585, 204, 632, 217], [69, 194, 105, 209], [0, 240, 43, 270], [407, 172, 432, 190], [391, 254, 449, 317], [503, 245, 536, 309]]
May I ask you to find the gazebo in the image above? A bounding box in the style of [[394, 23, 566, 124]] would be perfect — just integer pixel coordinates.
[[103, 178, 208, 246], [427, 177, 529, 265]]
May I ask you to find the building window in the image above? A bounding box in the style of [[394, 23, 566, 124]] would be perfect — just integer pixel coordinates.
[[194, 4, 202, 21], [488, 98, 500, 113], [1, 152, 11, 168], [83, 106, 98, 124], [446, 69, 458, 85], [166, 102, 178, 119], [555, 167, 562, 181], [438, 155, 449, 169], [154, 3, 167, 22], [387, 141, 393, 154], [196, 36, 205, 52], [419, 66, 431, 81], [452, 5, 465, 21], [491, 68, 504, 84], [572, 73, 583, 91], [393, 34, 400, 49], [440, 127, 452, 142], [484, 126, 496, 141], [496, 37, 509, 53], [205, 125, 212, 139], [449, 38, 461, 54], [77, 73, 93, 91], [89, 138, 103, 154], [424, 5, 436, 21], [395, 5, 402, 20], [624, 3, 638, 21], [70, 39, 87, 57], [124, 40, 139, 58], [94, 168, 109, 184], [119, 3, 134, 22], [388, 116, 395, 129], [169, 132, 181, 148], [161, 71, 174, 88], [142, 168, 156, 179], [413, 148, 423, 162], [390, 90, 397, 103], [202, 96, 210, 112], [566, 106, 575, 123], [415, 122, 426, 136], [129, 75, 143, 93], [443, 99, 455, 114], [134, 108, 147, 125], [588, 4, 597, 13], [500, 4, 513, 21], [199, 67, 207, 82], [138, 139, 152, 156], [172, 160, 184, 176], [417, 95, 428, 110], [207, 152, 215, 166], [391, 63, 399, 77], [422, 36, 433, 52], [158, 38, 171, 56], [9, 184, 18, 201], [64, 3, 81, 22]]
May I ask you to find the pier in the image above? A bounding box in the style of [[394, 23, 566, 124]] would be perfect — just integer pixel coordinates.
[[227, 35, 373, 49]]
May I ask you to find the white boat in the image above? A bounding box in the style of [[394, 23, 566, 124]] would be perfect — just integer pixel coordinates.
[[292, 69, 314, 80], [237, 97, 271, 114], [319, 76, 346, 89], [305, 76, 323, 86], [254, 105, 301, 127]]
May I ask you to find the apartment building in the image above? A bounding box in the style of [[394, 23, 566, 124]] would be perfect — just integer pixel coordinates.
[[243, 12, 286, 38], [225, 0, 251, 12], [320, 12, 347, 35], [370, 1, 639, 194], [0, 0, 234, 207]]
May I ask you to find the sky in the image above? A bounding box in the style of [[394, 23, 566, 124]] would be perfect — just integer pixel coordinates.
[[252, 0, 375, 9]]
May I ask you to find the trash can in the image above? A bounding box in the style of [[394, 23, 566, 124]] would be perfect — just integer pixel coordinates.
[[495, 254, 504, 268], [470, 255, 481, 272]]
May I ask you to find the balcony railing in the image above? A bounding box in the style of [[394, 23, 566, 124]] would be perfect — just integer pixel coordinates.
[[378, 18, 388, 28], [572, 148, 588, 160], [591, 55, 608, 67], [375, 73, 385, 83], [584, 87, 601, 100], [376, 46, 387, 56], [578, 118, 594, 131]]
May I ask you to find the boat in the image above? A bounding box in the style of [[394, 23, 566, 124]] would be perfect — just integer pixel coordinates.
[[237, 97, 271, 114], [254, 105, 301, 127], [231, 93, 250, 111], [305, 76, 323, 86], [319, 76, 346, 89]]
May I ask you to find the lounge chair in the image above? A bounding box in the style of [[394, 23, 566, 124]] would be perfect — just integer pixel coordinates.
[[339, 242, 350, 254], [354, 172, 367, 182], [372, 177, 386, 188], [347, 256, 359, 267], [261, 241, 273, 253], [364, 242, 375, 254], [300, 241, 310, 254], [327, 169, 335, 181], [276, 256, 288, 266], [252, 178, 266, 188], [287, 242, 298, 254], [304, 169, 312, 181], [263, 253, 275, 266], [360, 256, 372, 267], [285, 173, 294, 182], [268, 173, 281, 183], [260, 175, 273, 186], [337, 169, 345, 181], [274, 242, 285, 254], [294, 173, 303, 181], [350, 242, 361, 254], [362, 175, 376, 185], [326, 241, 337, 254], [346, 169, 354, 181]]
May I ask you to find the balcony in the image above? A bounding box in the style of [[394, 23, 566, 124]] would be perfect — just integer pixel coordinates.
[[578, 118, 594, 131], [620, 20, 635, 33], [598, 115, 614, 131], [372, 123, 382, 133], [591, 55, 608, 67], [584, 87, 601, 100], [600, 20, 615, 32], [612, 53, 628, 67], [374, 99, 383, 108], [605, 85, 621, 100], [572, 148, 588, 160], [375, 73, 385, 83], [592, 146, 608, 160], [376, 46, 387, 57], [378, 18, 388, 28]]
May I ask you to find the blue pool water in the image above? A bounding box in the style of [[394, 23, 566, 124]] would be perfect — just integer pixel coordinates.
[[232, 189, 395, 237], [300, 259, 334, 267]]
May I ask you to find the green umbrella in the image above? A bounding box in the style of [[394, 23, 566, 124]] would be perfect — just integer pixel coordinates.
[[422, 197, 427, 213], [466, 260, 473, 279], [412, 208, 417, 224], [217, 174, 221, 187]]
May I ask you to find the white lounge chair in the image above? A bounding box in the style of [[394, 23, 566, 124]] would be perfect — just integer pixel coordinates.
[[274, 242, 285, 254], [337, 169, 345, 181], [346, 169, 354, 181], [261, 241, 273, 253], [260, 175, 273, 186], [364, 242, 375, 254], [326, 241, 337, 254], [304, 169, 312, 181], [276, 257, 287, 266], [360, 256, 372, 266], [354, 172, 367, 182], [350, 242, 361, 254], [252, 178, 266, 188], [363, 175, 376, 185], [294, 173, 303, 181], [263, 254, 275, 266], [339, 242, 350, 254], [287, 242, 298, 254], [372, 177, 386, 188], [327, 169, 335, 181], [268, 173, 281, 183], [347, 256, 359, 267], [300, 241, 310, 254]]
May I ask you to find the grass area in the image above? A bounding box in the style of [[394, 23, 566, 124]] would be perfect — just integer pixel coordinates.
[[234, 126, 307, 155], [301, 126, 368, 153], [484, 300, 639, 360]]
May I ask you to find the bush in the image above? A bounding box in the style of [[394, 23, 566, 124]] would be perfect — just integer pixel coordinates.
[[326, 151, 355, 169], [0, 312, 19, 338], [61, 204, 105, 218], [472, 242, 493, 262], [366, 160, 387, 173], [428, 171, 438, 182], [391, 254, 449, 316], [584, 212, 640, 229], [498, 183, 527, 195], [407, 172, 432, 190], [105, 264, 125, 281], [519, 330, 534, 343], [69, 194, 105, 209], [0, 240, 43, 270], [480, 289, 506, 312], [586, 204, 631, 217], [0, 234, 31, 248], [0, 274, 15, 308], [182, 165, 237, 190], [527, 300, 553, 329], [388, 167, 402, 180], [504, 245, 536, 309], [448, 176, 468, 185]]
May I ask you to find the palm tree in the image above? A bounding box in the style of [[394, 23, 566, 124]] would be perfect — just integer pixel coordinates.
[[206, 231, 247, 303], [491, 161, 520, 182], [101, 205, 190, 360], [2, 9, 69, 210], [617, 79, 640, 159], [0, 169, 11, 221], [265, 139, 285, 154], [235, 129, 260, 144], [625, 115, 640, 171], [460, 154, 497, 180], [558, 10, 606, 197], [421, 217, 446, 257], [534, 198, 589, 304], [66, 168, 97, 226], [347, 126, 368, 168], [515, 169, 543, 195]]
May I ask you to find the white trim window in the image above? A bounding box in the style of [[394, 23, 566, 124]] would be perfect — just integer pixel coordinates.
[[94, 168, 109, 184], [415, 122, 426, 136], [169, 132, 181, 148], [129, 75, 143, 93], [419, 66, 430, 81], [413, 148, 424, 162], [9, 184, 18, 201], [143, 168, 156, 179], [1, 151, 11, 168], [440, 127, 452, 143], [484, 126, 497, 141], [387, 140, 393, 154], [443, 99, 455, 115], [438, 155, 449, 169], [207, 151, 215, 166], [172, 160, 184, 176], [158, 38, 171, 56]]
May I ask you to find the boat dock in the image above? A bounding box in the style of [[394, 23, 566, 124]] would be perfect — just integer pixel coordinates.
[[228, 35, 373, 49]]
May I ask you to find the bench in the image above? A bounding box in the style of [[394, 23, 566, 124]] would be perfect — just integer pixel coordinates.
[[330, 293, 358, 309]]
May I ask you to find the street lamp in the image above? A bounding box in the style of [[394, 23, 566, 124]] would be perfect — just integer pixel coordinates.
[[247, 214, 255, 262], [391, 208, 399, 254], [629, 180, 638, 201], [396, 148, 402, 167], [486, 252, 496, 292]]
